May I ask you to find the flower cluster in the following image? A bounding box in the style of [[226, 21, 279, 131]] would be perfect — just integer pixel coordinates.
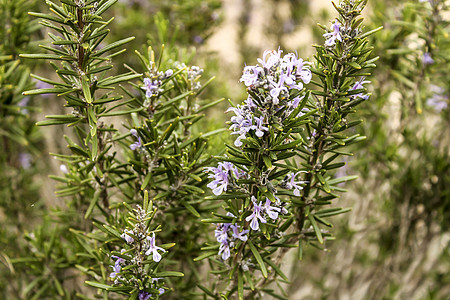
[[137, 279, 165, 300], [206, 49, 311, 264], [109, 205, 166, 295], [245, 196, 288, 231], [227, 49, 311, 147], [205, 162, 246, 195], [215, 214, 249, 261], [119, 206, 166, 263], [215, 196, 289, 261], [141, 68, 173, 100]]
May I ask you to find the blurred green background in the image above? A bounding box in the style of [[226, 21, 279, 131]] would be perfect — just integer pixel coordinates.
[[0, 0, 448, 299]]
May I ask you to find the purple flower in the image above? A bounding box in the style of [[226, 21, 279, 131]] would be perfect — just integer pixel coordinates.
[[253, 116, 269, 137], [121, 229, 134, 244], [165, 69, 173, 77], [423, 52, 434, 65], [215, 223, 230, 243], [349, 79, 370, 100], [258, 48, 283, 69], [194, 35, 204, 44], [244, 96, 257, 110], [294, 59, 312, 84], [427, 85, 448, 111], [245, 197, 267, 231], [264, 198, 281, 220], [130, 129, 143, 150], [145, 233, 166, 262], [19, 153, 32, 169], [218, 239, 231, 260], [286, 171, 307, 196], [282, 53, 312, 85], [130, 140, 142, 150], [206, 162, 244, 195], [230, 224, 249, 241], [227, 105, 254, 147], [151, 278, 165, 295], [280, 71, 304, 94], [139, 291, 152, 300], [269, 75, 289, 105], [289, 96, 303, 109], [323, 21, 342, 46], [215, 223, 232, 260], [109, 255, 124, 281], [275, 197, 289, 215], [240, 66, 261, 87], [206, 164, 230, 195], [141, 78, 161, 98]]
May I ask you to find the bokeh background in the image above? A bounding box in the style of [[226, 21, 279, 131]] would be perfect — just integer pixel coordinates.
[[1, 0, 448, 299]]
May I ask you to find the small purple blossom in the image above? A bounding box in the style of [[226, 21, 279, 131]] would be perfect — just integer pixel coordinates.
[[323, 21, 343, 47], [206, 163, 230, 195], [264, 198, 281, 220], [423, 52, 434, 65], [244, 96, 257, 110], [215, 223, 232, 260], [281, 53, 312, 85], [130, 129, 143, 150], [151, 278, 165, 295], [275, 197, 289, 215], [141, 77, 161, 98], [245, 197, 267, 231], [253, 116, 269, 137], [109, 255, 124, 281], [218, 239, 231, 260], [19, 153, 32, 169], [289, 96, 304, 110], [427, 85, 448, 111], [121, 229, 134, 244], [286, 171, 307, 196], [258, 48, 283, 69], [269, 75, 289, 105], [215, 223, 230, 244], [230, 224, 249, 241], [240, 65, 262, 87], [206, 162, 244, 195], [165, 69, 173, 77], [227, 105, 254, 147], [145, 233, 166, 262], [194, 35, 204, 44], [349, 79, 370, 100], [138, 291, 151, 300]]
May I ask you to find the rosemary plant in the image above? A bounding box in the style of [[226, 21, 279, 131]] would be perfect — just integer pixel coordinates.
[[202, 1, 381, 298]]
